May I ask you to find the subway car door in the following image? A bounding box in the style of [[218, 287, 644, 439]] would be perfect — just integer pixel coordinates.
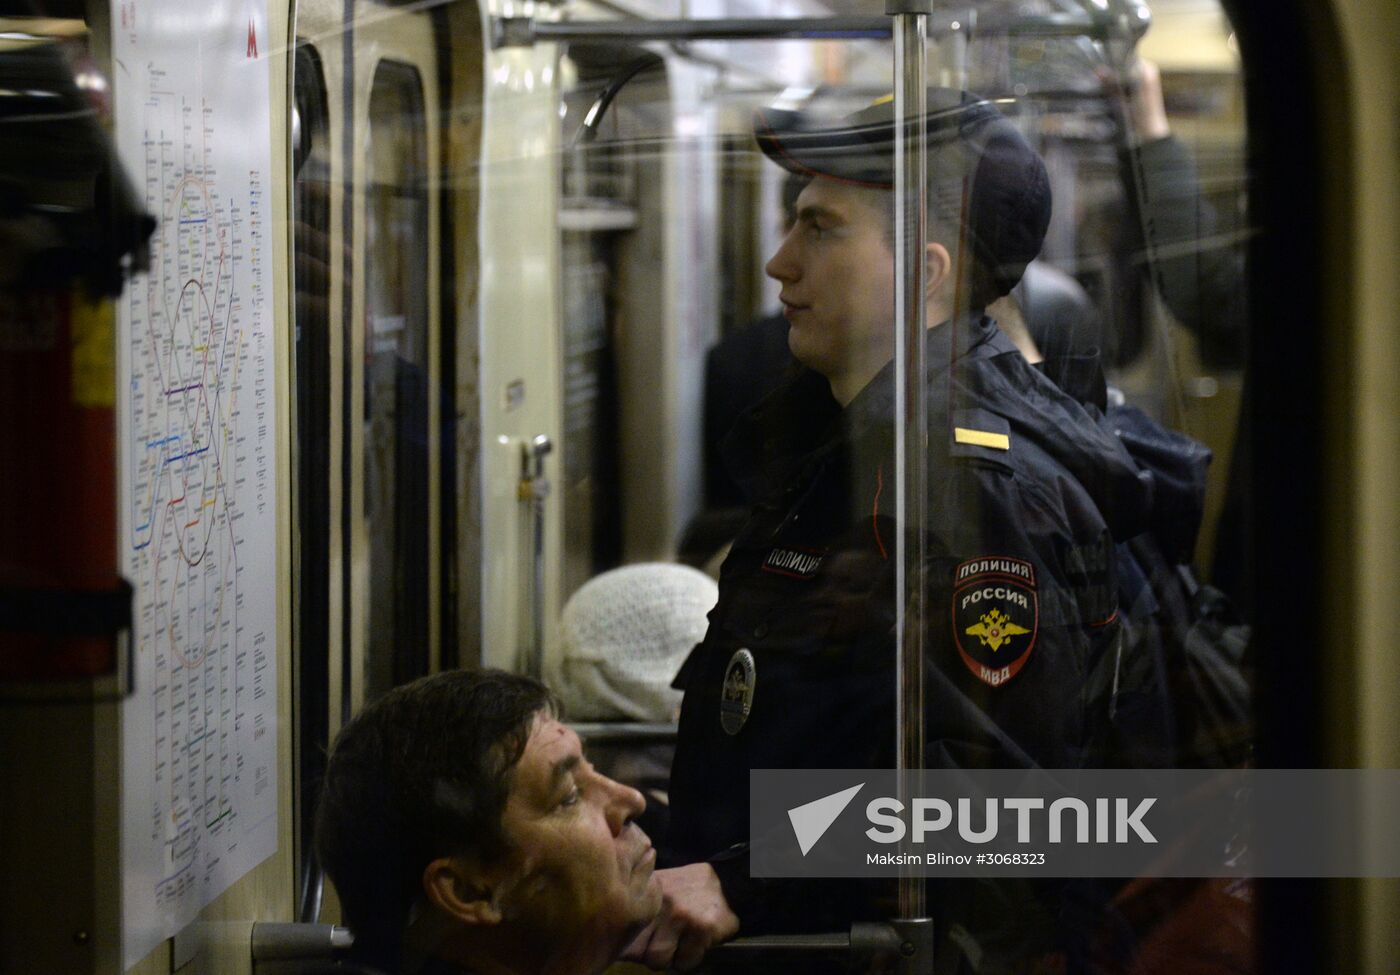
[[290, 0, 468, 927], [346, 1, 444, 710]]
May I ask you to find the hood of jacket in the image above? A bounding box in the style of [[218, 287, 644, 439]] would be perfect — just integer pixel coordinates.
[[1101, 399, 1212, 564], [1033, 353, 1214, 565]]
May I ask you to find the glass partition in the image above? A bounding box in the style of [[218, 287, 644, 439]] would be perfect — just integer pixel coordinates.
[[540, 4, 1254, 966]]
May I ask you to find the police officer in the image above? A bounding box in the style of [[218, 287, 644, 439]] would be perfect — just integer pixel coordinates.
[[624, 91, 1153, 972]]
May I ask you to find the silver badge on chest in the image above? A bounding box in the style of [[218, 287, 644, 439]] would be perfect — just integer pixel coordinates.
[[719, 648, 756, 735]]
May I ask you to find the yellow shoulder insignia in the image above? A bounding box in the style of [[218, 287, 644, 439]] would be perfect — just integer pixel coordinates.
[[953, 427, 1011, 451]]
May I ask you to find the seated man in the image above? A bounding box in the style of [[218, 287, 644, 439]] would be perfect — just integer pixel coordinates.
[[315, 669, 662, 975]]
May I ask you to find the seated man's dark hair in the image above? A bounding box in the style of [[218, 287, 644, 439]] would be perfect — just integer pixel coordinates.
[[314, 669, 555, 968]]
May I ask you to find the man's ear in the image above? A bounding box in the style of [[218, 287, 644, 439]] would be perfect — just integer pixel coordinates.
[[925, 241, 952, 297], [422, 857, 504, 927]]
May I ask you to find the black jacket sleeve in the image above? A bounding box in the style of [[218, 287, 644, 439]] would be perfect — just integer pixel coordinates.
[[1120, 135, 1247, 368]]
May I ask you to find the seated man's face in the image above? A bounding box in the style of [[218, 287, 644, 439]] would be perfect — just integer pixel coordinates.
[[497, 716, 662, 964]]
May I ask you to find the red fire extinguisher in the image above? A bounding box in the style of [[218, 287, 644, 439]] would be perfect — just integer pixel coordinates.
[[0, 38, 151, 690], [0, 288, 130, 685]]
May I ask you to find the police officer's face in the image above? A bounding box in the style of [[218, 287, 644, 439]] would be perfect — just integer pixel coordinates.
[[765, 177, 895, 396]]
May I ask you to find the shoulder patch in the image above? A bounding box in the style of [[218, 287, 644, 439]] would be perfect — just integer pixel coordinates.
[[952, 557, 1038, 688]]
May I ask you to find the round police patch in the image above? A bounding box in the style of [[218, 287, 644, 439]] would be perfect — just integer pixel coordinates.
[[719, 648, 756, 735], [951, 557, 1038, 688]]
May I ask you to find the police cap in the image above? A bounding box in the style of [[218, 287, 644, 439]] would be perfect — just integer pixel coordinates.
[[753, 89, 1051, 299]]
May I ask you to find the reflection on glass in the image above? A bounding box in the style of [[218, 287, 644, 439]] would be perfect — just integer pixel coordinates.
[[364, 60, 429, 703], [548, 5, 1254, 969], [556, 51, 665, 598], [559, 239, 621, 598]]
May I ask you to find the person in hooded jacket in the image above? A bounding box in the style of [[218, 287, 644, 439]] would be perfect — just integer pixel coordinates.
[[623, 91, 1156, 973], [993, 237, 1251, 773], [991, 251, 1254, 975]]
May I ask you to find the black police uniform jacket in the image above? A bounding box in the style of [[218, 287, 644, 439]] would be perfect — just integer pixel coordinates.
[[667, 314, 1153, 932]]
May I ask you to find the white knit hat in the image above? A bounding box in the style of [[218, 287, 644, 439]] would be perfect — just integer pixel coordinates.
[[555, 563, 719, 722]]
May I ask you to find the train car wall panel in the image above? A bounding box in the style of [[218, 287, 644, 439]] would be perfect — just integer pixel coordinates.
[[611, 67, 683, 566], [668, 64, 720, 552], [441, 0, 486, 670], [1328, 0, 1400, 965], [0, 704, 104, 972], [110, 0, 289, 965], [475, 4, 564, 672]]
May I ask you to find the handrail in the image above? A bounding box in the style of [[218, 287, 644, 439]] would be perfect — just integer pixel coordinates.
[[247, 922, 909, 971], [493, 11, 1118, 48], [706, 923, 909, 967], [706, 931, 850, 965], [250, 923, 354, 961]]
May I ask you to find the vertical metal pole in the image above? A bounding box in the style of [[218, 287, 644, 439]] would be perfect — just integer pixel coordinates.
[[891, 3, 928, 924]]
